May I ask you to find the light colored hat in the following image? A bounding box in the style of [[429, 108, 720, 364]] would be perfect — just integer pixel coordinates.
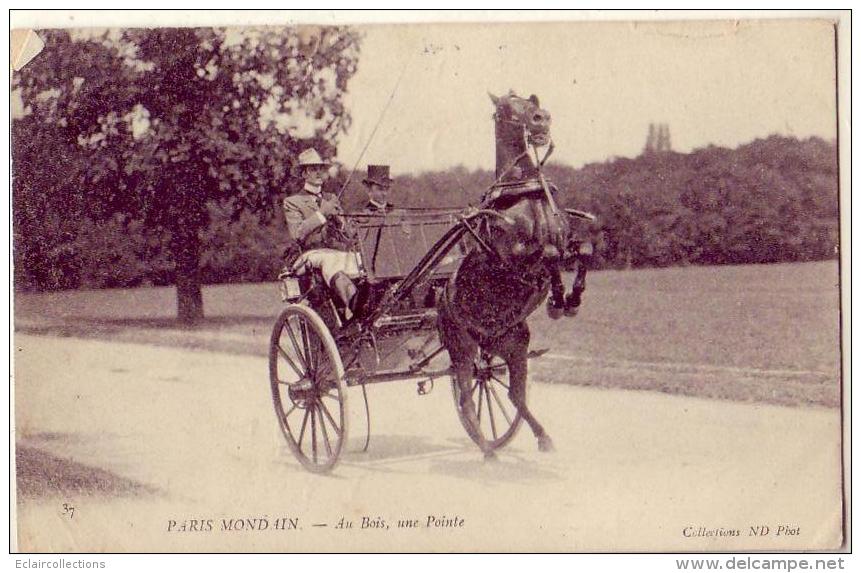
[[297, 148, 330, 168]]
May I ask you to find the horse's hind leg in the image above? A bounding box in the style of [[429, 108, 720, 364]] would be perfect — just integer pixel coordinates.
[[439, 311, 496, 459], [453, 357, 497, 460], [501, 323, 554, 452]]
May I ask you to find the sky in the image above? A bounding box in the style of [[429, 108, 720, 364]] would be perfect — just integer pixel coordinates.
[[11, 15, 839, 177], [336, 19, 837, 174]]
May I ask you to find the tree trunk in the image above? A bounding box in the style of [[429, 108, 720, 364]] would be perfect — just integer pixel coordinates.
[[172, 226, 204, 324]]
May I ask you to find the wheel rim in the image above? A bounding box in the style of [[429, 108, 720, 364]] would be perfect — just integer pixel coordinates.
[[270, 305, 347, 473], [452, 354, 523, 450]]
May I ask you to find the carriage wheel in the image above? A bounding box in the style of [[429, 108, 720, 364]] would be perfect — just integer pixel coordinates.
[[269, 304, 348, 473], [452, 353, 523, 450]]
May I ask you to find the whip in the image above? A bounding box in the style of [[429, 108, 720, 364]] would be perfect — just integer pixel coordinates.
[[337, 53, 412, 200]]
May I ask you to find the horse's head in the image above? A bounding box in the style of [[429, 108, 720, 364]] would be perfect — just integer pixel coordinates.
[[489, 91, 552, 147], [481, 92, 566, 267]]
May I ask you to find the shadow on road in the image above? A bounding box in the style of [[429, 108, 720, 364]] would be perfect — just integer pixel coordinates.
[[426, 451, 562, 484], [342, 434, 457, 463], [338, 434, 562, 484]]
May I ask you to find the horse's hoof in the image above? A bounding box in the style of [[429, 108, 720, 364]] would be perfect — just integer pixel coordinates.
[[484, 450, 498, 462], [546, 302, 563, 320], [564, 291, 582, 317], [538, 436, 555, 452]]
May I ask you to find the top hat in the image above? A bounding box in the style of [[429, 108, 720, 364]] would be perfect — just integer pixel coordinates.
[[297, 148, 331, 169], [362, 165, 393, 187]]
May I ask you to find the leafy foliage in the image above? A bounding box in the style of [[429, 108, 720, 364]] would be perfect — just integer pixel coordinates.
[[13, 26, 360, 319], [556, 136, 839, 268]]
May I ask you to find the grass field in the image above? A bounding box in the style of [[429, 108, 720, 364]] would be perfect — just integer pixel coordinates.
[[14, 261, 841, 408]]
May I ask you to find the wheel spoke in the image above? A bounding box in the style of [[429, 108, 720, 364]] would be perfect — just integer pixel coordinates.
[[276, 344, 304, 379], [316, 403, 334, 458], [280, 377, 313, 390], [319, 398, 342, 435], [312, 335, 323, 376], [283, 320, 309, 372], [476, 381, 484, 424], [282, 404, 298, 422], [468, 379, 479, 396], [488, 382, 513, 426], [489, 373, 510, 391], [299, 321, 314, 375], [297, 408, 311, 450], [321, 389, 341, 401], [311, 407, 318, 464], [485, 384, 498, 440], [316, 355, 334, 382]]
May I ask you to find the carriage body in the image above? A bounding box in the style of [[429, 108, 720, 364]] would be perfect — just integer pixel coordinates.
[[269, 206, 540, 472], [280, 209, 464, 383]]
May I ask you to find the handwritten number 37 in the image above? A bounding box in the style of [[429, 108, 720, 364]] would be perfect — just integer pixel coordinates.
[[62, 504, 75, 518]]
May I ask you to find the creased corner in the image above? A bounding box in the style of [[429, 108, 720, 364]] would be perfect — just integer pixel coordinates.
[[11, 29, 44, 71]]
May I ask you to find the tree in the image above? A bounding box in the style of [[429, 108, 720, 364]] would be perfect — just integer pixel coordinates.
[[13, 26, 361, 322]]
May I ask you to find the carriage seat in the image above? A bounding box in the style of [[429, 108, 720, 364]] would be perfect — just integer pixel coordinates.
[[350, 209, 463, 282], [348, 209, 465, 320]]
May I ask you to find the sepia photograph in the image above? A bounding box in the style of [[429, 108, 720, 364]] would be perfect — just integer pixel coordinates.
[[10, 10, 848, 553]]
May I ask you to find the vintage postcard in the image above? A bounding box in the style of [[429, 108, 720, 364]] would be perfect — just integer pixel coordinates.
[[10, 11, 849, 553]]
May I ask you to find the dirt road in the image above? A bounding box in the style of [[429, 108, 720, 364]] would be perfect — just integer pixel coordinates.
[[13, 334, 842, 552]]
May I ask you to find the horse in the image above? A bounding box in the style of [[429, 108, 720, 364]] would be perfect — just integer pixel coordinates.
[[437, 91, 580, 458]]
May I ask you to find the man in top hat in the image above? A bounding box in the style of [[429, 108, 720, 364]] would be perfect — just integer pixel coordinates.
[[282, 147, 359, 310], [362, 164, 395, 213]]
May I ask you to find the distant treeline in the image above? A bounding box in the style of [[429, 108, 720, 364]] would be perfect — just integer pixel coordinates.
[[14, 135, 838, 291]]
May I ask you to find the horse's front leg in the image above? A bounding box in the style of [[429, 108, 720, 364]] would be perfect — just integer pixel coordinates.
[[546, 267, 566, 320], [563, 258, 588, 317], [501, 323, 554, 452]]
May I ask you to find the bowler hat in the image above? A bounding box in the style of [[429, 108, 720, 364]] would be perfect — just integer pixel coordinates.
[[362, 165, 393, 187]]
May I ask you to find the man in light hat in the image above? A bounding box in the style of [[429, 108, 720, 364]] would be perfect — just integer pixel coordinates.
[[282, 148, 343, 250], [362, 164, 395, 213], [283, 148, 359, 311]]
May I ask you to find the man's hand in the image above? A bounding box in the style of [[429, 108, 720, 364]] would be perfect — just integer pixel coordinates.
[[319, 197, 341, 217]]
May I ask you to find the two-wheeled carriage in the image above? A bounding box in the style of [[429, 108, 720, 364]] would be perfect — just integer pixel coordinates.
[[269, 202, 594, 473], [269, 207, 528, 472], [269, 90, 595, 473]]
